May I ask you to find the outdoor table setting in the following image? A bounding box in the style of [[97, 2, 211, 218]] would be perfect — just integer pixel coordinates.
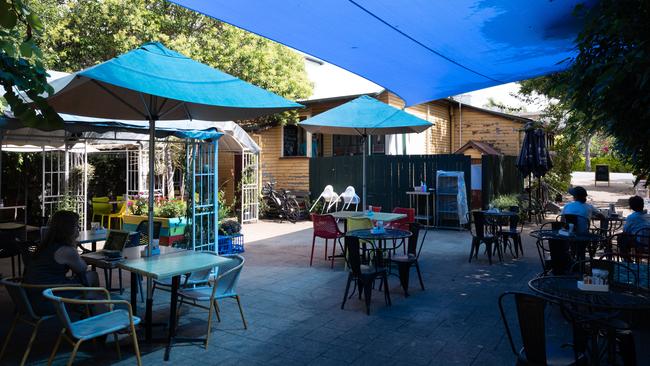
[[329, 210, 406, 232], [117, 248, 230, 360], [529, 275, 650, 365], [346, 228, 411, 268], [530, 228, 607, 261]]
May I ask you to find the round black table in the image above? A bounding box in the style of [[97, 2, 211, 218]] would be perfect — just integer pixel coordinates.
[[481, 210, 518, 218], [530, 229, 606, 261], [346, 228, 411, 266], [530, 275, 650, 365], [529, 276, 650, 311]]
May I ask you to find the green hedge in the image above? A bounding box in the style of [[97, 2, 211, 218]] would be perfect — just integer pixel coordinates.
[[571, 155, 633, 173]]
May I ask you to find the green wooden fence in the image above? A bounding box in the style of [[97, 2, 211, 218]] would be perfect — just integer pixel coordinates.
[[309, 154, 472, 211], [481, 155, 524, 209]]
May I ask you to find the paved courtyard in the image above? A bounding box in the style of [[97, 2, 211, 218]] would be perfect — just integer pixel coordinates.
[[0, 220, 648, 365]]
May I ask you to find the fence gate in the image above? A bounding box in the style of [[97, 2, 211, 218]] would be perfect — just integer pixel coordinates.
[[188, 141, 218, 251], [41, 146, 88, 225], [126, 147, 144, 196], [240, 151, 259, 223]]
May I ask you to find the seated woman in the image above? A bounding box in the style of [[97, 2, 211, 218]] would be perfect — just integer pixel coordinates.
[[23, 211, 98, 313]]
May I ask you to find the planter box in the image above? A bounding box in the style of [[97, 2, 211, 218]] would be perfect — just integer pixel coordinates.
[[123, 214, 187, 246]]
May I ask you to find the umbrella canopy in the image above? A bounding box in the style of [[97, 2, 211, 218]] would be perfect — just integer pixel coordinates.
[[47, 42, 302, 121], [516, 128, 553, 178], [169, 0, 590, 106], [38, 42, 300, 330], [299, 95, 432, 208], [300, 95, 431, 136]]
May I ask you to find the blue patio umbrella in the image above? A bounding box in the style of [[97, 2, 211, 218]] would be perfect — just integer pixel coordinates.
[[300, 95, 432, 208], [41, 42, 301, 345]]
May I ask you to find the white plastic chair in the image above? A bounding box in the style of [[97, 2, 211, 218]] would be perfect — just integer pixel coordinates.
[[310, 185, 340, 213], [339, 186, 360, 211]]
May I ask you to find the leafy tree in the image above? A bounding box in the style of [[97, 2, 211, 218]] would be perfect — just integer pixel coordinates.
[[0, 0, 61, 128], [562, 0, 650, 180], [29, 0, 312, 127]]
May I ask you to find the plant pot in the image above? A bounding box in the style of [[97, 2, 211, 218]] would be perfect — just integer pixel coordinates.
[[123, 214, 188, 246]]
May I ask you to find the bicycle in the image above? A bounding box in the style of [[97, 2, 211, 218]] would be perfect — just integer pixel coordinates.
[[261, 181, 302, 223]]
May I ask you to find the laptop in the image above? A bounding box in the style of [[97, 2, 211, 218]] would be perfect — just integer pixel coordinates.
[[99, 230, 130, 259]]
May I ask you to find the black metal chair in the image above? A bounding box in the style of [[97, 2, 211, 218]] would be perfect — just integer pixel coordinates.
[[0, 228, 24, 277], [341, 236, 390, 315], [498, 291, 586, 365], [389, 223, 425, 297], [498, 213, 525, 258], [468, 211, 501, 264]]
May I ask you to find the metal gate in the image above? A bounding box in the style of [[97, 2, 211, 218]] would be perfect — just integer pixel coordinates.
[[188, 141, 218, 251], [240, 152, 259, 223], [41, 145, 88, 225], [126, 147, 144, 196]]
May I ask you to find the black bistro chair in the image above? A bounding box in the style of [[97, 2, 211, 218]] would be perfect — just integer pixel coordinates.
[[341, 236, 391, 315], [468, 211, 501, 264], [0, 228, 25, 277], [498, 208, 525, 258], [499, 291, 586, 365], [389, 223, 425, 297]]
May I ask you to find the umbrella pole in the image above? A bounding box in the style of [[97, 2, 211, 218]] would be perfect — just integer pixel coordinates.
[[362, 135, 367, 210], [528, 173, 532, 222], [145, 116, 156, 341]]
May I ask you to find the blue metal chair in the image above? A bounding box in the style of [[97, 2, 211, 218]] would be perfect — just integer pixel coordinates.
[[0, 278, 70, 366], [176, 254, 246, 348], [42, 287, 142, 366]]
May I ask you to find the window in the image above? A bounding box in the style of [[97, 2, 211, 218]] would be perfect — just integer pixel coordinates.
[[333, 135, 363, 156], [371, 135, 385, 155], [283, 124, 308, 157], [312, 133, 324, 157], [332, 135, 385, 156]]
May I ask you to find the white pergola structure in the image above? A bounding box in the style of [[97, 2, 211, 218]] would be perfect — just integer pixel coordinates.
[[0, 115, 260, 248]]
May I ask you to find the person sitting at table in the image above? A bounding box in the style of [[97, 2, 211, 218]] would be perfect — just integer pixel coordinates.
[[561, 186, 602, 233], [623, 195, 650, 236], [23, 211, 99, 313]]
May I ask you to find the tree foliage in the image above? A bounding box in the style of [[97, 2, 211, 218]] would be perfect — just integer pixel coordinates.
[[563, 0, 650, 179], [0, 0, 61, 128], [29, 0, 312, 127]]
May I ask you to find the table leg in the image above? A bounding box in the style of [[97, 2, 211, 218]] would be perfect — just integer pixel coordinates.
[[92, 240, 97, 252], [145, 294, 153, 342], [130, 272, 138, 317], [164, 275, 181, 361]]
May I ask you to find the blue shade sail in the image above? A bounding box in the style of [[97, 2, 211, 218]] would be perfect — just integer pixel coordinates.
[[168, 0, 591, 106], [46, 42, 302, 121], [299, 95, 431, 136]]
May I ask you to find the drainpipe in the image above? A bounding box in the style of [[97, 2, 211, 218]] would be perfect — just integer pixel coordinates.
[[458, 100, 463, 150], [448, 101, 454, 152]]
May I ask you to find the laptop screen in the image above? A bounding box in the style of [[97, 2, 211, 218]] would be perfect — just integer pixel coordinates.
[[103, 230, 129, 251]]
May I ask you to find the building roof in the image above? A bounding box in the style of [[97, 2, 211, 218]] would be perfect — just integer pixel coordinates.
[[447, 98, 535, 124], [455, 140, 502, 156]]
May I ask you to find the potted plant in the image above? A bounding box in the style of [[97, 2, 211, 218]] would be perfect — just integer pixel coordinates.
[[123, 194, 188, 246]]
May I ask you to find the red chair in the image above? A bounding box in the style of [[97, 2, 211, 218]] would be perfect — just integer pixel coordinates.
[[389, 207, 415, 231], [310, 214, 345, 268]]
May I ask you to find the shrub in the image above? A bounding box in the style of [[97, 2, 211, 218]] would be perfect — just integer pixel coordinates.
[[154, 199, 187, 218], [489, 194, 520, 210], [219, 219, 241, 235]]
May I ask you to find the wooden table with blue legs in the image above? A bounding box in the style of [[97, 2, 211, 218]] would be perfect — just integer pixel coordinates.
[[118, 249, 230, 360]]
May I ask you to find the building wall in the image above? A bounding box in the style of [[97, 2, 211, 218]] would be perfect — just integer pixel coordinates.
[[379, 91, 452, 154], [251, 126, 310, 192], [449, 105, 524, 156]]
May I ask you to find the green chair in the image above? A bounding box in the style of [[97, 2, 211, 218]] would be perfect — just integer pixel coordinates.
[[347, 217, 372, 232], [91, 197, 112, 227], [43, 287, 141, 366]]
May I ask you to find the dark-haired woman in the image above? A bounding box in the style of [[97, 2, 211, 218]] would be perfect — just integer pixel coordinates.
[[23, 211, 98, 313]]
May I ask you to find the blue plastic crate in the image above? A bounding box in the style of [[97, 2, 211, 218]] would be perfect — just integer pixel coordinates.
[[217, 233, 244, 254]]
